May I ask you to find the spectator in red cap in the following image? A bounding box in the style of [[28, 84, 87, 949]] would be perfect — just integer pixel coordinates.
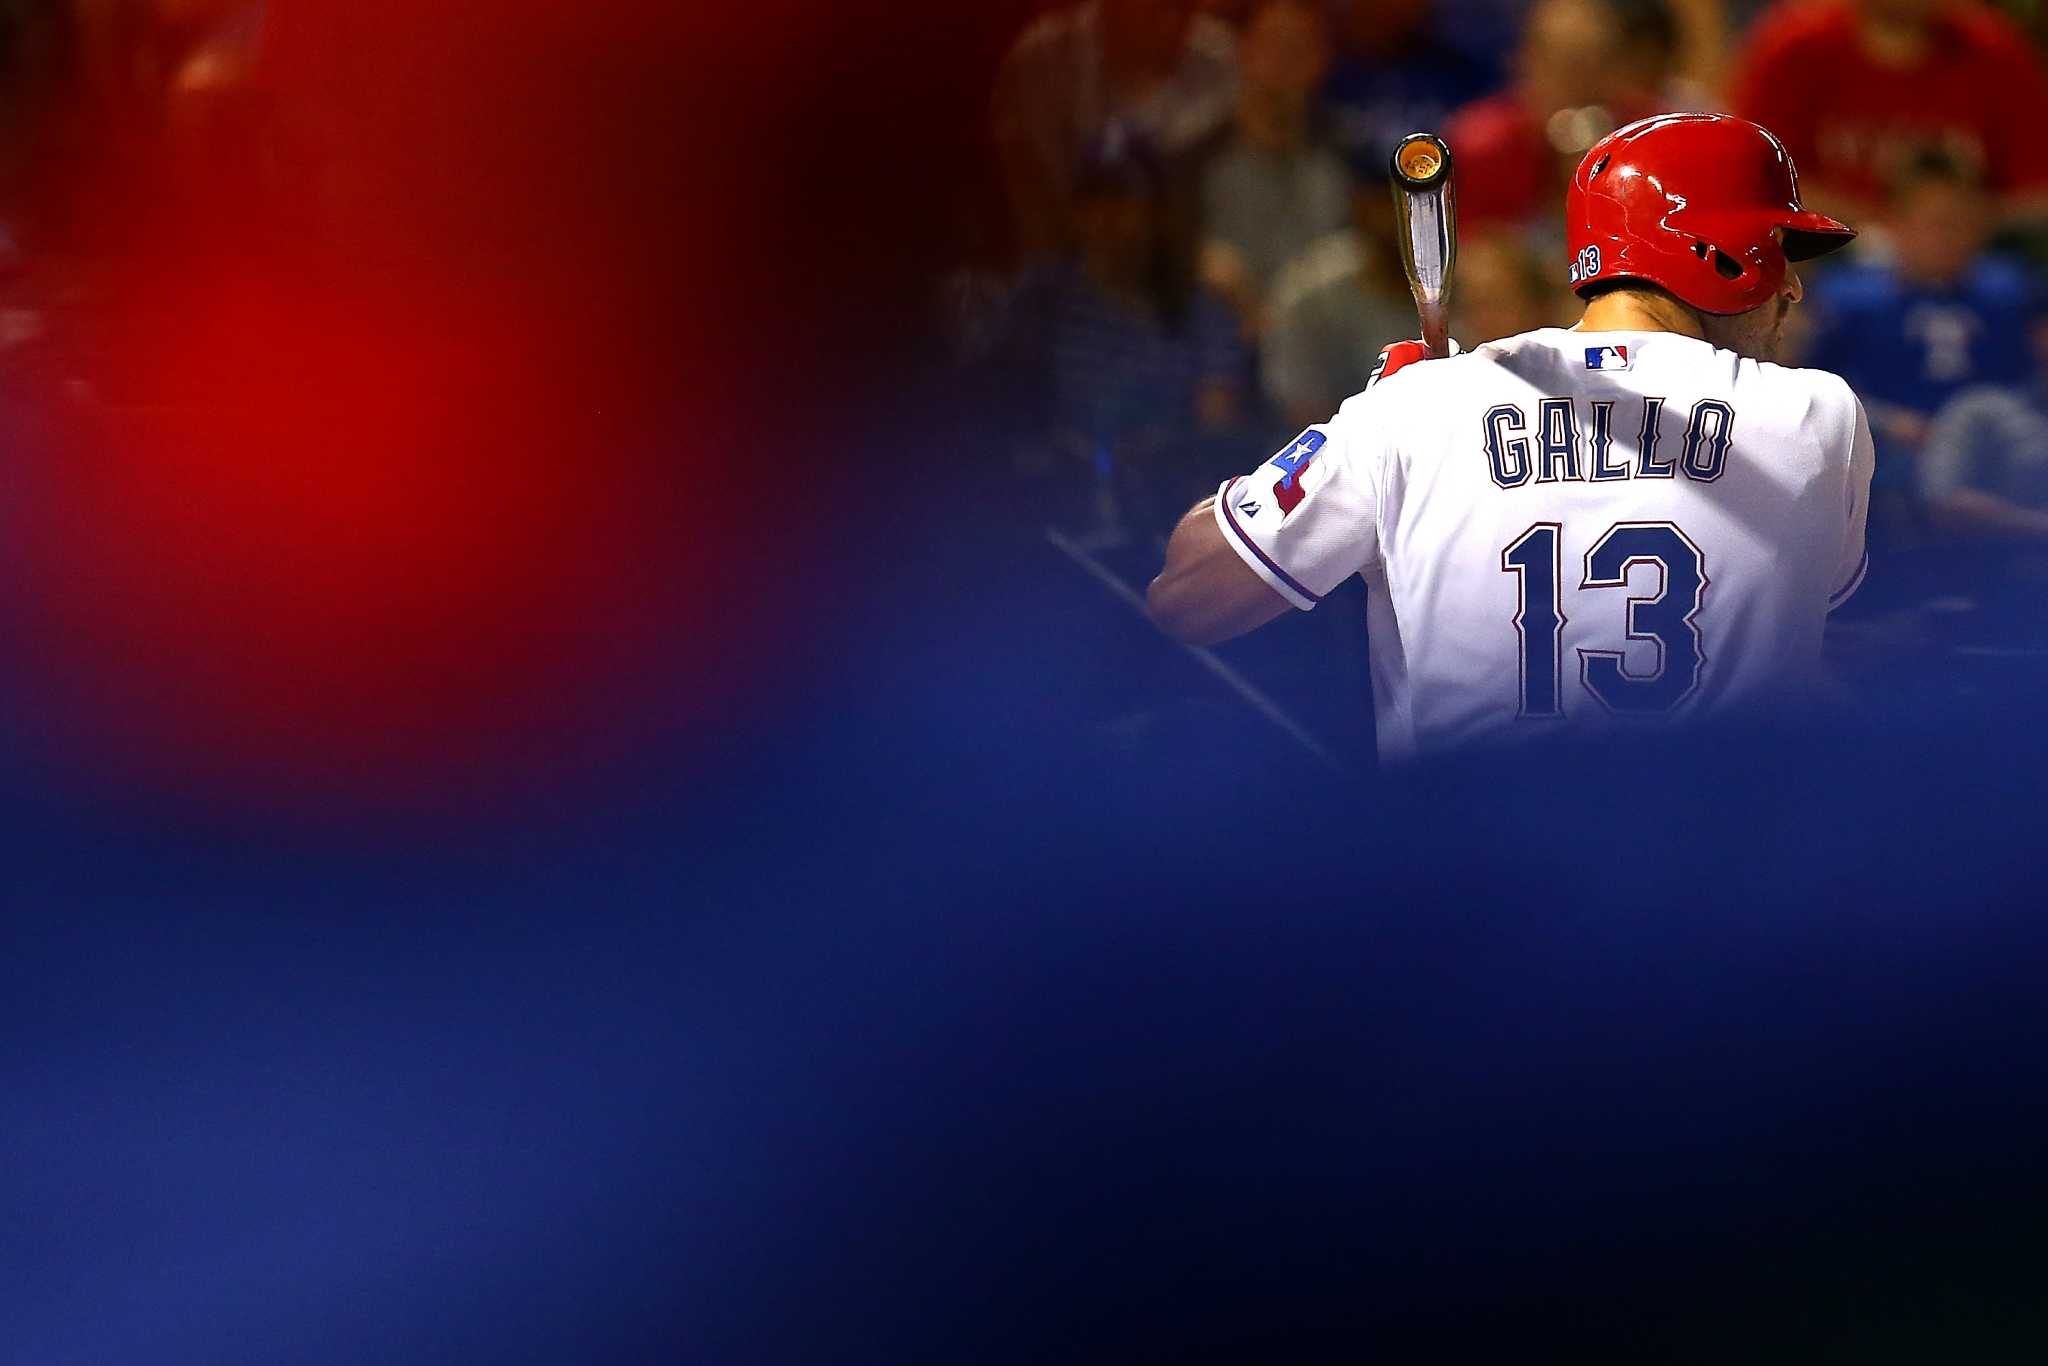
[[1730, 0, 2048, 226], [1440, 0, 1674, 236]]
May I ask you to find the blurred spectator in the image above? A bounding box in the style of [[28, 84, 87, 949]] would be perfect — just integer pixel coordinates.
[[154, 0, 271, 220], [1613, 0, 1695, 101], [1661, 0, 1733, 96], [1451, 230, 1571, 345], [1920, 362, 2048, 540], [993, 0, 1237, 258], [1442, 0, 1670, 235], [1320, 0, 1498, 178], [1011, 129, 1247, 537], [0, 4, 73, 206], [56, 0, 274, 253], [1988, 0, 2048, 53], [1804, 148, 2039, 537], [149, 0, 266, 84], [1197, 0, 1349, 338], [1258, 225, 1566, 429], [1259, 187, 1415, 426], [1730, 0, 2048, 227], [73, 0, 268, 139]]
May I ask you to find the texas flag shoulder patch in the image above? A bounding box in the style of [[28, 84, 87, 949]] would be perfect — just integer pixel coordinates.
[[1265, 428, 1327, 515], [1585, 344, 1631, 371]]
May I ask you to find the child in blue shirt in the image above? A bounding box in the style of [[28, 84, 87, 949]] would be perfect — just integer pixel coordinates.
[[1804, 148, 2040, 533]]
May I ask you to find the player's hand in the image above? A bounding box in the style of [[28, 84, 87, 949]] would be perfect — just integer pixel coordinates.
[[1368, 336, 1461, 388]]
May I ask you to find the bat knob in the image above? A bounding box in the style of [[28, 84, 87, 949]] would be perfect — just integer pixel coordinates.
[[1391, 133, 1453, 192]]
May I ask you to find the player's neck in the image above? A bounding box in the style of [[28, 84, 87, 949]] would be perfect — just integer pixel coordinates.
[[1573, 290, 1707, 341]]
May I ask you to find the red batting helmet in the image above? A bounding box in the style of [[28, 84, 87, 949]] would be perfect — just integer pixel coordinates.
[[1565, 112, 1855, 316]]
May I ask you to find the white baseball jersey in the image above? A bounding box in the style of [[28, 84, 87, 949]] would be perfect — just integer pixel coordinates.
[[1214, 328, 1873, 762]]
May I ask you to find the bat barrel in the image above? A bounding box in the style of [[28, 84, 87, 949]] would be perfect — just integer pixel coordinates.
[[1388, 133, 1457, 359]]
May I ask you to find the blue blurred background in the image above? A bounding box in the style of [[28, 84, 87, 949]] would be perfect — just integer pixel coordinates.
[[9, 0, 2048, 1361]]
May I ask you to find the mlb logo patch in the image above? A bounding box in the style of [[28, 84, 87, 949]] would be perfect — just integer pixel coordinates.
[[1585, 344, 1631, 371]]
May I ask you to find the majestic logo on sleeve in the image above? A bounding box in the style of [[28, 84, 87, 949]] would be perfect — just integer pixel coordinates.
[[1584, 344, 1630, 371], [1266, 430, 1326, 515]]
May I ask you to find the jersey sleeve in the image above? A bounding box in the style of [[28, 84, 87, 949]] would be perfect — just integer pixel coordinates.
[[1829, 395, 1875, 613], [1213, 400, 1384, 611]]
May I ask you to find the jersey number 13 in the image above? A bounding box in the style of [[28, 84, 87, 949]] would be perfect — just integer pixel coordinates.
[[1500, 521, 1707, 717]]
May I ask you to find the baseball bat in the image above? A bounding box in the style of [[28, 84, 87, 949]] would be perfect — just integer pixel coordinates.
[[1388, 132, 1457, 360]]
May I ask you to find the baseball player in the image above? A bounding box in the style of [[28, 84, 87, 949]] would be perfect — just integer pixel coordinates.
[[1149, 113, 1873, 762]]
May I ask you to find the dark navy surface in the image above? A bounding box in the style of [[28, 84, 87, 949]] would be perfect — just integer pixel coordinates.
[[10, 439, 2048, 1364]]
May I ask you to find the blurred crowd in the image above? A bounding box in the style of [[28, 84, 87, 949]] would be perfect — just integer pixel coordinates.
[[0, 3, 764, 801], [0, 1, 272, 399], [0, 1, 2039, 742], [959, 0, 2048, 673]]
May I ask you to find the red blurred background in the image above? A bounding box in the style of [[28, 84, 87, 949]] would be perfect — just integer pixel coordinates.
[[0, 0, 894, 814]]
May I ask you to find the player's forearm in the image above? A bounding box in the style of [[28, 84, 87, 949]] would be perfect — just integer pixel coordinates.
[[1148, 497, 1292, 645]]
